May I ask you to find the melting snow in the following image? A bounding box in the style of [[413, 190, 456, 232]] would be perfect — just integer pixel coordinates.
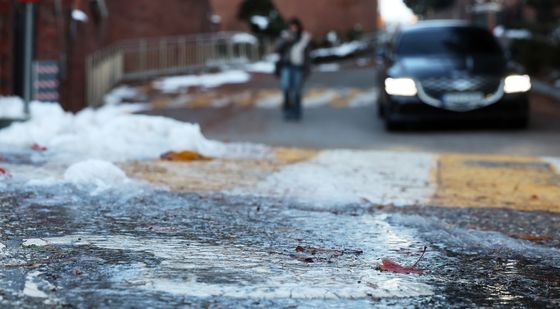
[[0, 100, 246, 163], [153, 70, 251, 93], [250, 150, 436, 206], [22, 271, 49, 299]]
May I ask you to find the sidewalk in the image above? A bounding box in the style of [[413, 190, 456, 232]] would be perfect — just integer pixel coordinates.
[[124, 148, 560, 213]]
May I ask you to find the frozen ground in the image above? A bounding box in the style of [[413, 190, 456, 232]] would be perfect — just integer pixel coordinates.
[[0, 176, 558, 307], [1, 83, 560, 307]]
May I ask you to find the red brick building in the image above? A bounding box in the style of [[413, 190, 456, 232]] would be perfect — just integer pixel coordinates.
[[1, 0, 213, 112], [0, 0, 14, 96], [210, 0, 378, 38]]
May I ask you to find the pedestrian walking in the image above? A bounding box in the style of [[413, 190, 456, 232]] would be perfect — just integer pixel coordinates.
[[275, 17, 312, 121]]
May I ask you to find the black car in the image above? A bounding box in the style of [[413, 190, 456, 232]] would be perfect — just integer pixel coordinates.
[[378, 21, 531, 130]]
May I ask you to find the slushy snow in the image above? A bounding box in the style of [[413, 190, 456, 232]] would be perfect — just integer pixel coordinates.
[[252, 150, 436, 206]]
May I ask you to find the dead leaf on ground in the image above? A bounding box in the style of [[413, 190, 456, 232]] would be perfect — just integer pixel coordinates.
[[160, 151, 212, 162], [0, 167, 8, 175], [31, 143, 48, 152], [514, 234, 553, 242], [378, 246, 427, 274]]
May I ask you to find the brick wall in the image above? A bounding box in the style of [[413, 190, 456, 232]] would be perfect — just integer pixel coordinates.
[[274, 0, 378, 38], [0, 0, 13, 95], [5, 0, 212, 112], [209, 0, 247, 32], [210, 0, 378, 38]]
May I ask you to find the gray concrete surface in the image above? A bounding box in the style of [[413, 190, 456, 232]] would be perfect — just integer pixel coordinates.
[[145, 67, 560, 157]]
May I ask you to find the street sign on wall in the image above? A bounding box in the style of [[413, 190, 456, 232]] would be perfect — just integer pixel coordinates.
[[33, 60, 59, 102]]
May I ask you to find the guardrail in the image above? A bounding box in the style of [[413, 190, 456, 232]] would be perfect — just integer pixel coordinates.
[[86, 32, 262, 106]]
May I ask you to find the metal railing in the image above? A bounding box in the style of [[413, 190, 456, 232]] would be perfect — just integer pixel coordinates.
[[86, 32, 262, 106]]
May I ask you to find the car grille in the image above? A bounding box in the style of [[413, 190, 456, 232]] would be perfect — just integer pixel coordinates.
[[416, 76, 504, 112], [419, 76, 502, 99]]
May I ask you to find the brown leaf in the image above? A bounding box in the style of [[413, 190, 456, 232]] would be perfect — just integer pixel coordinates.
[[378, 246, 427, 274], [31, 143, 48, 152], [515, 234, 553, 242], [160, 151, 212, 162]]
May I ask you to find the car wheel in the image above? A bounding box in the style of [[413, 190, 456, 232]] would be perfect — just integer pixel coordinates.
[[384, 113, 403, 131], [377, 102, 385, 119]]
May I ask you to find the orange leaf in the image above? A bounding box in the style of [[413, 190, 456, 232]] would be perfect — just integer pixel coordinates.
[[160, 151, 212, 162]]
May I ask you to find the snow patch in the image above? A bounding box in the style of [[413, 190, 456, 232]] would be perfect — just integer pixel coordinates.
[[316, 63, 340, 72], [154, 70, 250, 93], [71, 9, 88, 22], [231, 33, 258, 45], [246, 61, 275, 74], [0, 102, 242, 163], [22, 238, 49, 247], [64, 160, 129, 191], [0, 97, 27, 119], [103, 86, 141, 105], [250, 16, 269, 30], [22, 271, 48, 299], [252, 150, 436, 206]]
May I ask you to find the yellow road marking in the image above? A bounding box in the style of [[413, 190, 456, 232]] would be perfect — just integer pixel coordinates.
[[432, 153, 560, 212]]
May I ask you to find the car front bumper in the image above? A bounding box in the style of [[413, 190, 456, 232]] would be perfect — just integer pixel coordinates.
[[383, 92, 529, 123]]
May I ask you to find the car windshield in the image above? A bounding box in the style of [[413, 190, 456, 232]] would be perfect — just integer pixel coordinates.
[[396, 26, 503, 56]]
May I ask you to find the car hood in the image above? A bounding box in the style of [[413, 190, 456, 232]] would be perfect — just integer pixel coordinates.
[[389, 55, 507, 79]]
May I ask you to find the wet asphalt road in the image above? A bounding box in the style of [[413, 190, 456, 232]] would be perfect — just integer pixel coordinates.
[[145, 66, 560, 157], [0, 181, 559, 308], [1, 65, 560, 307]]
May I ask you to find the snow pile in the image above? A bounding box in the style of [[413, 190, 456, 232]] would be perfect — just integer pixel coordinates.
[[252, 150, 436, 206], [64, 160, 129, 192], [0, 97, 27, 119], [153, 70, 251, 93], [312, 41, 368, 59], [0, 101, 234, 162]]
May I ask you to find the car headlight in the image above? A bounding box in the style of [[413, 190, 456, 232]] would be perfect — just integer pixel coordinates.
[[504, 75, 531, 94], [385, 78, 418, 96]]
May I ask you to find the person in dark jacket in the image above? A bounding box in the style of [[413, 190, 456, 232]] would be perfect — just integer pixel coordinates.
[[275, 18, 312, 121]]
